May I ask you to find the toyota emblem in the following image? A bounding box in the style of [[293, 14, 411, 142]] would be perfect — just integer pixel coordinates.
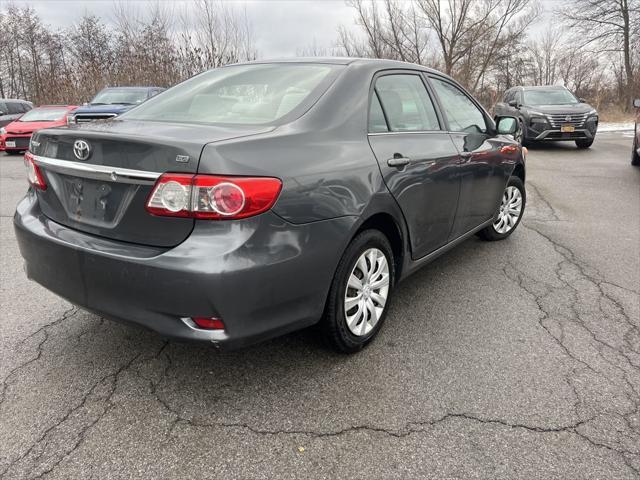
[[73, 139, 91, 161]]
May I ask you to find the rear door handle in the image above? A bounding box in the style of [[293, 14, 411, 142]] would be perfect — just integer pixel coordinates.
[[387, 155, 411, 168]]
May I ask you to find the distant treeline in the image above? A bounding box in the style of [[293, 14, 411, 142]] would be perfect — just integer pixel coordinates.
[[1, 0, 638, 115]]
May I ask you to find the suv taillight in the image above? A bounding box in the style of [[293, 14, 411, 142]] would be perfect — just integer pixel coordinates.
[[24, 152, 46, 190], [146, 173, 282, 220]]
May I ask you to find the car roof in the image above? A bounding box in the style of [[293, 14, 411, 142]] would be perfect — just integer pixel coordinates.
[[513, 85, 568, 91], [34, 105, 77, 109], [233, 57, 443, 75], [1, 98, 32, 103], [100, 86, 163, 90]]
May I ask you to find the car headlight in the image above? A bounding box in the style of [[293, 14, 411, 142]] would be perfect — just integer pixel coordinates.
[[527, 110, 545, 117], [0, 127, 5, 135]]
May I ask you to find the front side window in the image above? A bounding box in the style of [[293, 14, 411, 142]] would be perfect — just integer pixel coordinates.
[[124, 64, 342, 125], [375, 74, 440, 132], [504, 90, 514, 103], [430, 78, 487, 134], [7, 102, 22, 115]]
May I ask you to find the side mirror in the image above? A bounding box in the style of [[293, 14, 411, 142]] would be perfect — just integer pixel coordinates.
[[497, 116, 518, 135], [508, 100, 519, 108], [83, 102, 88, 106], [634, 99, 640, 108], [0, 111, 4, 116], [578, 97, 587, 103]]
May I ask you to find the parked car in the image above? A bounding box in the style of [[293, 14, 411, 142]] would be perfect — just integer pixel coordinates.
[[0, 99, 33, 128], [0, 105, 77, 154], [495, 85, 598, 149], [68, 86, 165, 124], [633, 98, 640, 166], [14, 58, 525, 353]]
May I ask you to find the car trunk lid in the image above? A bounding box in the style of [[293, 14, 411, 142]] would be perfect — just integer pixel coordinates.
[[31, 119, 273, 247]]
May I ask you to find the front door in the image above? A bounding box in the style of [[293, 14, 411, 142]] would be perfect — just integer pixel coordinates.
[[428, 76, 511, 238], [367, 73, 460, 259]]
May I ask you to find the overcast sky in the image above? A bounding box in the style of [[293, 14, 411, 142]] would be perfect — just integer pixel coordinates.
[[12, 0, 552, 58]]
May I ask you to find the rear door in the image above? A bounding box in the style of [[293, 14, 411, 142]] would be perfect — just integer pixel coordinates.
[[427, 75, 511, 238], [367, 72, 460, 259]]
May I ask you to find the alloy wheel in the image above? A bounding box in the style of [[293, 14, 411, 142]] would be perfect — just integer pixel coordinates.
[[493, 186, 523, 234], [344, 248, 390, 336]]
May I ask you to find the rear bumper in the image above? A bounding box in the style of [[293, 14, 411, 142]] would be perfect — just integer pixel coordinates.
[[14, 191, 356, 349]]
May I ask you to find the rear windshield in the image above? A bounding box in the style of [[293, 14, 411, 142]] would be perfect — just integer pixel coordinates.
[[523, 89, 578, 105], [122, 63, 342, 125], [91, 88, 150, 106], [18, 107, 69, 122]]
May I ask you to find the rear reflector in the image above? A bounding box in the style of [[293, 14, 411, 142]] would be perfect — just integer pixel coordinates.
[[24, 152, 46, 190], [146, 173, 282, 220], [192, 317, 225, 330]]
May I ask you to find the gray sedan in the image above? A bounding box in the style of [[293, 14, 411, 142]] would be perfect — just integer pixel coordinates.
[[14, 58, 525, 353]]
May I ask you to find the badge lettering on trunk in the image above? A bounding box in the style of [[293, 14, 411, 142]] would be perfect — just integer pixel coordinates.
[[175, 155, 190, 163]]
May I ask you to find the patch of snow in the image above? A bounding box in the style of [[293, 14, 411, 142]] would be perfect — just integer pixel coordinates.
[[598, 122, 634, 132]]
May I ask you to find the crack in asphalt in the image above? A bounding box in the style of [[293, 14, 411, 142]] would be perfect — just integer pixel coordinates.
[[527, 182, 561, 221], [1, 178, 639, 478], [0, 349, 147, 480], [0, 306, 78, 409], [500, 220, 640, 476]]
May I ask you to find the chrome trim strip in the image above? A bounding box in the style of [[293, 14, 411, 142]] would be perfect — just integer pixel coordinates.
[[32, 155, 161, 185], [368, 130, 445, 136]]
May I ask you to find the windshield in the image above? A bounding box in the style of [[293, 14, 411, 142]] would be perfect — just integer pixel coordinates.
[[18, 107, 70, 122], [91, 88, 150, 105], [523, 89, 578, 105], [123, 63, 341, 125]]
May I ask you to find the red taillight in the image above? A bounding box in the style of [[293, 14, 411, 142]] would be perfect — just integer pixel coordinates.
[[146, 174, 282, 220], [24, 152, 46, 190], [192, 317, 225, 330]]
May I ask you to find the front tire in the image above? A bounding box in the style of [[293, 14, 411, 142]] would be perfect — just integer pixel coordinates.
[[477, 176, 526, 241], [321, 229, 394, 353], [576, 138, 594, 149]]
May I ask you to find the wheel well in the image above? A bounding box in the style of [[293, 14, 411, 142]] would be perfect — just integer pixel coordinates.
[[512, 163, 525, 182], [356, 213, 404, 278]]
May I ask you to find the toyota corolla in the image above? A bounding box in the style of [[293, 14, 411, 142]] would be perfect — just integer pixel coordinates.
[[14, 58, 526, 353]]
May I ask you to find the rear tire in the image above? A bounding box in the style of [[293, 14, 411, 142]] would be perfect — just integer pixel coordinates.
[[575, 138, 594, 149], [632, 137, 640, 166], [321, 229, 394, 353], [477, 176, 526, 241]]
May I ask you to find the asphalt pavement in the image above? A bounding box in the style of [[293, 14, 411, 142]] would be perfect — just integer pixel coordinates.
[[1, 131, 639, 479]]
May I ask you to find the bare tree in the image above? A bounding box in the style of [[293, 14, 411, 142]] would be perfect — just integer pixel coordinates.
[[560, 0, 639, 106]]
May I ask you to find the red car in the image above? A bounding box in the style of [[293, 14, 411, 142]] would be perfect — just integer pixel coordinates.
[[0, 105, 77, 154]]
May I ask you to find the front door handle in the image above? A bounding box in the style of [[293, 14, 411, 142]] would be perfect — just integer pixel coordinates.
[[387, 155, 411, 168]]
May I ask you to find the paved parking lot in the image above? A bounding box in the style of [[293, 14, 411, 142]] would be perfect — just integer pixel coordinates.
[[1, 132, 639, 479]]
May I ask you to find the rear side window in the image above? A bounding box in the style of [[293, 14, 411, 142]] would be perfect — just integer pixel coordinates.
[[124, 63, 342, 125], [375, 74, 440, 132], [0, 101, 6, 114], [369, 93, 388, 133], [7, 102, 22, 114], [430, 78, 487, 134]]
